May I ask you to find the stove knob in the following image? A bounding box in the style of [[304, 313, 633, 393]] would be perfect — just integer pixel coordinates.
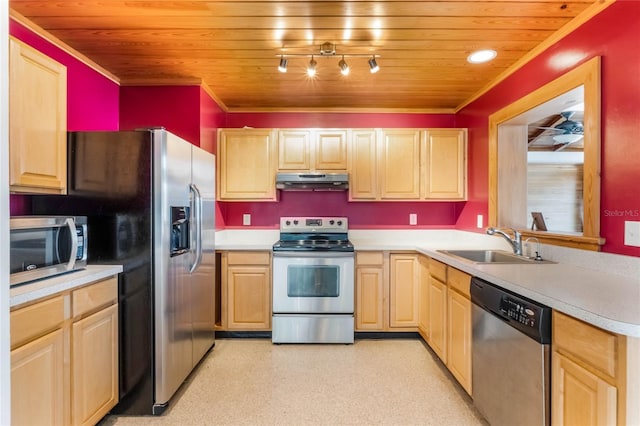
[[293, 220, 299, 225], [329, 220, 335, 225], [285, 220, 291, 226], [337, 220, 343, 226]]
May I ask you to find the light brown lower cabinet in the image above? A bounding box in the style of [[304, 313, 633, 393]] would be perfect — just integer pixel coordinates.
[[11, 326, 67, 425], [551, 310, 640, 426], [221, 251, 272, 330], [72, 303, 118, 426], [552, 351, 617, 425], [355, 251, 387, 330], [423, 257, 472, 395], [389, 254, 420, 328], [10, 276, 119, 425], [355, 251, 419, 332], [446, 285, 472, 395], [417, 255, 430, 339], [427, 259, 448, 361]]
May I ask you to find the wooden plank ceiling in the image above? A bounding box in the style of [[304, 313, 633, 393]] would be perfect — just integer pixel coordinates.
[[9, 1, 599, 112]]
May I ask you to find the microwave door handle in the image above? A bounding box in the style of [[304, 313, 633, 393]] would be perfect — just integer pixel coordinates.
[[63, 217, 79, 271], [189, 183, 203, 273]]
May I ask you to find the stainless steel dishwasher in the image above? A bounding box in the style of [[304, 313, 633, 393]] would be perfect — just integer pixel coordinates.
[[471, 277, 552, 426]]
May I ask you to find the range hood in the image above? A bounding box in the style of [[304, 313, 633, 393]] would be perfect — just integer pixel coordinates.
[[276, 172, 349, 191]]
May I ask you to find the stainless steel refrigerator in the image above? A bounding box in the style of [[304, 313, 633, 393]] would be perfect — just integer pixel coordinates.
[[33, 128, 216, 415]]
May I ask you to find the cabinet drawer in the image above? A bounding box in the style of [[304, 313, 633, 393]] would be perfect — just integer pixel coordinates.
[[10, 295, 66, 349], [356, 251, 384, 266], [553, 311, 617, 378], [447, 267, 471, 298], [428, 258, 447, 282], [227, 251, 271, 265], [72, 276, 118, 318]]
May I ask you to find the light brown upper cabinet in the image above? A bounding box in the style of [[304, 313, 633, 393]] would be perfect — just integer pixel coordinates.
[[379, 129, 423, 199], [423, 129, 467, 199], [278, 129, 348, 171], [9, 37, 67, 194], [350, 128, 467, 201], [217, 128, 277, 201], [348, 129, 378, 200]]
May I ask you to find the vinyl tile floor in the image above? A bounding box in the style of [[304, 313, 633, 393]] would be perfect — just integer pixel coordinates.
[[100, 338, 487, 426]]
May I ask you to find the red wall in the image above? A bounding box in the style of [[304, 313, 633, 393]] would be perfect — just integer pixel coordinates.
[[456, 1, 640, 256], [120, 86, 202, 146], [221, 112, 460, 228], [9, 19, 120, 216]]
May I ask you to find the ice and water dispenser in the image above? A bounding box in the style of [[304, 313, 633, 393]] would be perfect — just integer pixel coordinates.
[[170, 206, 190, 256]]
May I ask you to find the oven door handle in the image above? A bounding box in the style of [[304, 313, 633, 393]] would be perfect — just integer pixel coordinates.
[[272, 251, 354, 258]]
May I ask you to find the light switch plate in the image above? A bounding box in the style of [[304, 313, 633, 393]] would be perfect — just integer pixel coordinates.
[[409, 213, 417, 225], [477, 214, 483, 229], [624, 221, 640, 246], [243, 214, 251, 226]]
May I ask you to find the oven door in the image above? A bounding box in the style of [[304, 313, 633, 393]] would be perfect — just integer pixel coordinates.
[[272, 251, 354, 314]]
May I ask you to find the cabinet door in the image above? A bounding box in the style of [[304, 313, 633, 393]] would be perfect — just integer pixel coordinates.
[[552, 352, 617, 426], [314, 129, 347, 170], [227, 266, 271, 330], [379, 129, 422, 199], [349, 130, 378, 200], [356, 266, 385, 330], [11, 329, 66, 425], [417, 256, 430, 340], [423, 129, 467, 199], [428, 275, 447, 361], [72, 304, 119, 426], [447, 289, 472, 395], [9, 37, 67, 194], [389, 254, 419, 328], [278, 129, 311, 170], [218, 129, 276, 200]]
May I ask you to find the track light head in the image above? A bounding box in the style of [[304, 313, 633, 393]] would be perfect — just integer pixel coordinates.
[[338, 56, 350, 76], [368, 56, 380, 73], [278, 56, 288, 73], [307, 56, 317, 77]]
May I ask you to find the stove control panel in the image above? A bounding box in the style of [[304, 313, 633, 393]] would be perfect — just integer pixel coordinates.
[[280, 217, 348, 233]]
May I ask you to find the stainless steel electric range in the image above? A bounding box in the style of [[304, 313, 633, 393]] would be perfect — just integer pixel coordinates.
[[272, 217, 355, 344]]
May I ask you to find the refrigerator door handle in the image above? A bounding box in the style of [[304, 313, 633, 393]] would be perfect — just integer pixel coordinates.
[[189, 183, 203, 273]]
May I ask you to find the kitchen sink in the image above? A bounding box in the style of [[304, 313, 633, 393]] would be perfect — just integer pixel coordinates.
[[437, 249, 554, 264]]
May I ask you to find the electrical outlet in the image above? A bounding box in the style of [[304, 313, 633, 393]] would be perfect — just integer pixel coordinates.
[[477, 214, 484, 229], [624, 221, 640, 247], [409, 213, 417, 225], [243, 214, 251, 226]]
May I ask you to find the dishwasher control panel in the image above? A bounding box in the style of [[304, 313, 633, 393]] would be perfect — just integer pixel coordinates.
[[499, 296, 540, 328], [470, 276, 552, 344]]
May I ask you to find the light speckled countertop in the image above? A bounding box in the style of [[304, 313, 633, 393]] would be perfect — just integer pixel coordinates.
[[10, 264, 123, 308], [216, 229, 640, 337]]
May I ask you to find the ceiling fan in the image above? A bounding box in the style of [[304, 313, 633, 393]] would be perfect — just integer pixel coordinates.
[[532, 111, 584, 145]]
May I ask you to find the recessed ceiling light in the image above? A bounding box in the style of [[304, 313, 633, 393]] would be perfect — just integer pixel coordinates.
[[467, 49, 497, 64]]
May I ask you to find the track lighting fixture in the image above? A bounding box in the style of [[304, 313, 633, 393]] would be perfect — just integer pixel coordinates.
[[277, 42, 380, 76], [307, 56, 317, 77], [368, 56, 380, 73], [278, 56, 288, 73], [338, 56, 350, 76]]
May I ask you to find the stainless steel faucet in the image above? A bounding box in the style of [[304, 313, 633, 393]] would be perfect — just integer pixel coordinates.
[[487, 227, 523, 255]]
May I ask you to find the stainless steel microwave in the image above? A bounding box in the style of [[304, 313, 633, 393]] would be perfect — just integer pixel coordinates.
[[10, 216, 88, 286]]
